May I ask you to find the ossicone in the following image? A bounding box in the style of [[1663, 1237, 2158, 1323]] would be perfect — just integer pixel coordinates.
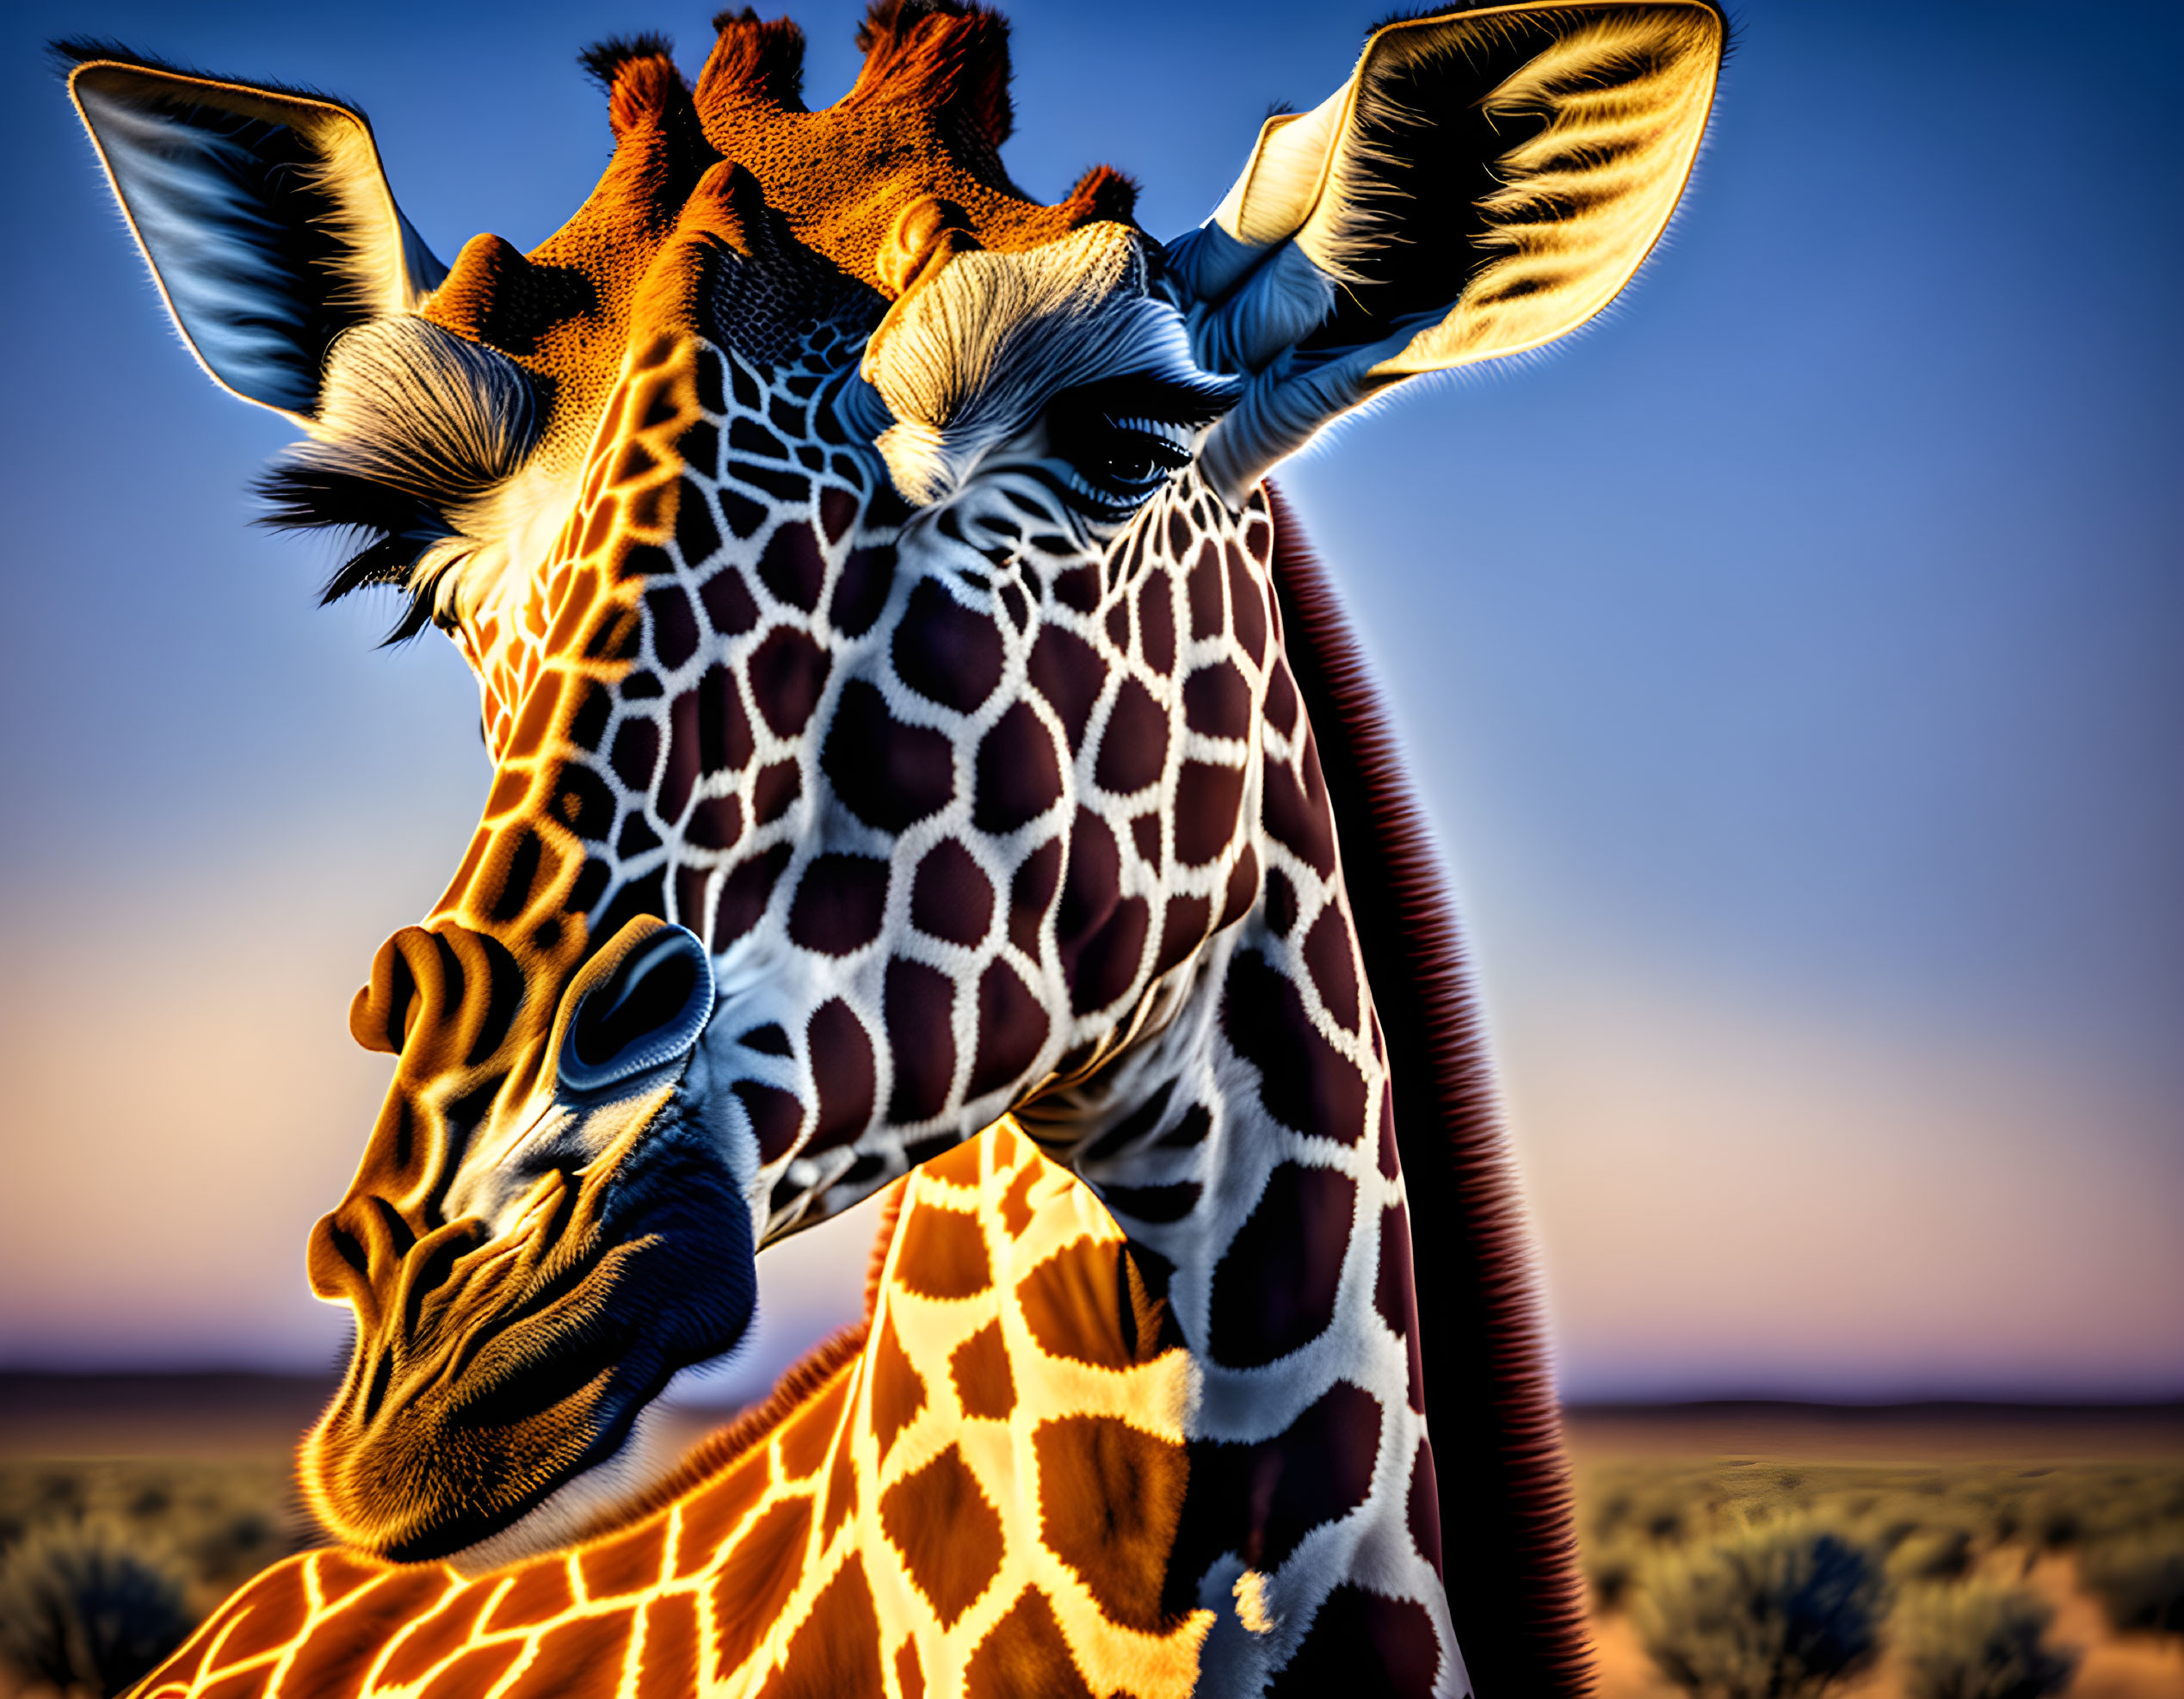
[[846, 0, 1014, 152], [697, 9, 808, 115]]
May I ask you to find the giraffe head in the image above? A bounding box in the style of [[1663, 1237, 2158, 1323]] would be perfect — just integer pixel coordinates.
[[69, 0, 1721, 1561]]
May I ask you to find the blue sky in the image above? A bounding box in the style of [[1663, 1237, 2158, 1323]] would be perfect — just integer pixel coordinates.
[[1, 0, 2178, 1401]]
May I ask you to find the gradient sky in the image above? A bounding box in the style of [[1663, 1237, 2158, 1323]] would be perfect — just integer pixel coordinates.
[[1, 0, 2177, 1403]]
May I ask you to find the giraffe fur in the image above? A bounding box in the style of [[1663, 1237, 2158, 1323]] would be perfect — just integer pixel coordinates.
[[64, 3, 1726, 1692]]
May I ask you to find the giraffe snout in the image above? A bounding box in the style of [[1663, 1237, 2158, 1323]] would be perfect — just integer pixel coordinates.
[[305, 917, 723, 1354], [299, 919, 752, 1560]]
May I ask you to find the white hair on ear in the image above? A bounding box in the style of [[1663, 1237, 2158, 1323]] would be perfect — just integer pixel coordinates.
[[1175, 3, 1724, 499], [68, 59, 450, 417], [69, 83, 317, 409], [1332, 7, 1723, 377]]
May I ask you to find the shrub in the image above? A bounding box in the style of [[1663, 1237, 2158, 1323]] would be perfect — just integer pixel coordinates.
[[1887, 1523, 1976, 1585], [0, 1460, 301, 1603], [2079, 1531, 2184, 1635], [1633, 1517, 1887, 1699], [1588, 1472, 1698, 1548], [2025, 1487, 2083, 1552], [1586, 1532, 1642, 1609], [0, 1517, 198, 1696], [1894, 1582, 2076, 1699]]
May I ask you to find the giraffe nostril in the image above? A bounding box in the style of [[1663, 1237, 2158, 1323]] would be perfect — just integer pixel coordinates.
[[558, 920, 715, 1093]]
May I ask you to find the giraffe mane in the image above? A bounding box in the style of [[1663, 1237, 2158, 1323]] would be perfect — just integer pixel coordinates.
[[1265, 486, 1591, 1696]]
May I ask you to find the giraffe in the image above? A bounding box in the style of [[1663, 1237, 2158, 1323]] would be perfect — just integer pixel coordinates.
[[65, 3, 1723, 1693]]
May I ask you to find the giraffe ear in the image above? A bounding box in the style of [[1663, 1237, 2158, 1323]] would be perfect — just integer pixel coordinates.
[[65, 46, 448, 420], [1171, 1, 1724, 498]]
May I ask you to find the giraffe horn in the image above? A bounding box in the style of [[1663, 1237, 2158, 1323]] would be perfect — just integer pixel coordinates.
[[588, 44, 706, 163], [842, 0, 1013, 151], [1056, 164, 1138, 229], [694, 9, 808, 120], [577, 33, 676, 100]]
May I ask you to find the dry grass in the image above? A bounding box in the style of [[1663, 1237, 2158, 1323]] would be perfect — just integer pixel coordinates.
[[1577, 1455, 2184, 1699], [2, 1414, 2179, 1696], [0, 1461, 311, 1698]]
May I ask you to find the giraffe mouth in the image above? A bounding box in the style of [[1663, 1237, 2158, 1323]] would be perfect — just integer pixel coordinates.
[[300, 1131, 756, 1561]]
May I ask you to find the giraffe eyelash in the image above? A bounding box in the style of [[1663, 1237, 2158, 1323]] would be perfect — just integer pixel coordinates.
[[1101, 415, 1196, 450], [1042, 401, 1202, 521]]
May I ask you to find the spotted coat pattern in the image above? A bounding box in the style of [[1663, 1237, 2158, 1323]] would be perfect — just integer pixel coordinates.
[[405, 319, 1441, 1680], [116, 307, 1452, 1693]]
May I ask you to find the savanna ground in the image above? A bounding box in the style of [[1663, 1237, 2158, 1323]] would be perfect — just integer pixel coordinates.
[[1, 1379, 2178, 1696], [1566, 1406, 2184, 1699]]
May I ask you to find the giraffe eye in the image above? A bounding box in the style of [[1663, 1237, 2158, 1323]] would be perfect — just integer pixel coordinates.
[[1050, 415, 1194, 518], [1039, 372, 1231, 522], [1087, 426, 1190, 495]]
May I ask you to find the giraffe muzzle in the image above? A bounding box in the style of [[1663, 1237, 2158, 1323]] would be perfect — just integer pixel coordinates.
[[301, 920, 757, 1560]]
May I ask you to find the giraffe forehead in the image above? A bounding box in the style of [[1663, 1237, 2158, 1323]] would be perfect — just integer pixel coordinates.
[[441, 228, 1219, 700], [867, 226, 1186, 419], [705, 102, 1119, 287]]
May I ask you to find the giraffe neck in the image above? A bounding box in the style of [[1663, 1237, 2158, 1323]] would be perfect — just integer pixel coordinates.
[[1036, 908, 1453, 1690], [122, 1128, 1193, 1697]]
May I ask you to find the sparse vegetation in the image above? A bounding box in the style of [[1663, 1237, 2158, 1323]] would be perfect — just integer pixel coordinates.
[[1, 1443, 2178, 1696], [1885, 1523, 1976, 1585], [1894, 1581, 2076, 1699], [2078, 1530, 2184, 1636], [0, 1517, 195, 1696], [0, 1461, 305, 1696], [1632, 1515, 1887, 1698], [1579, 1455, 2184, 1697]]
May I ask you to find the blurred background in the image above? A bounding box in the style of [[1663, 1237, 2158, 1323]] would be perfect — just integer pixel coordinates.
[[1, 0, 2175, 1407]]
